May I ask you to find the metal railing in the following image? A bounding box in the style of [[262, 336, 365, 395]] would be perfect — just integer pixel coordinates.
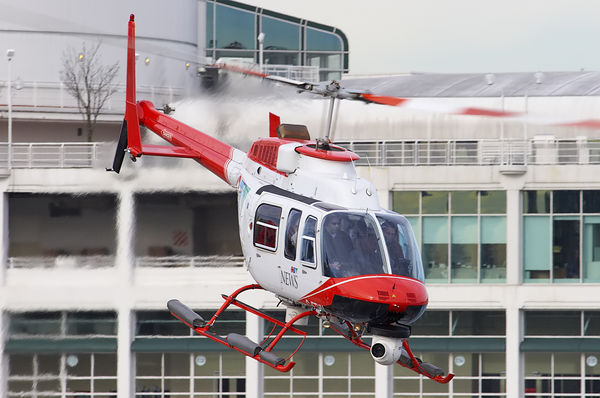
[[0, 80, 184, 112], [7, 255, 244, 269], [8, 255, 115, 269], [0, 139, 597, 170], [0, 142, 110, 169], [136, 255, 244, 268], [262, 64, 319, 82], [336, 138, 600, 167]]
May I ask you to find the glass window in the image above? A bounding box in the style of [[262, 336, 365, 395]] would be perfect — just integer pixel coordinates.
[[263, 52, 298, 66], [525, 311, 581, 336], [253, 204, 281, 251], [553, 190, 580, 213], [451, 191, 477, 214], [392, 191, 419, 214], [284, 209, 302, 260], [300, 216, 316, 266], [451, 216, 478, 282], [583, 216, 600, 282], [305, 28, 342, 51], [481, 216, 506, 282], [9, 312, 61, 336], [524, 190, 550, 213], [322, 212, 386, 277], [206, 2, 214, 48], [136, 311, 190, 336], [583, 190, 600, 213], [66, 311, 116, 336], [261, 16, 299, 51], [452, 311, 505, 336], [411, 310, 449, 335], [306, 53, 342, 70], [377, 213, 424, 281], [481, 190, 506, 214], [553, 218, 580, 280], [422, 191, 448, 214], [523, 216, 550, 281], [422, 216, 448, 282], [215, 4, 255, 50], [584, 311, 600, 336]]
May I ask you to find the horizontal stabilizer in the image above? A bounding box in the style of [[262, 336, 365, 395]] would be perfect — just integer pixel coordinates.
[[141, 145, 199, 159], [167, 299, 206, 328]]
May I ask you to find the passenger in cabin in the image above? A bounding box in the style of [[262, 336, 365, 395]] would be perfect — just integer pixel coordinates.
[[284, 211, 301, 259], [350, 222, 384, 275], [322, 214, 354, 278], [381, 222, 411, 276]]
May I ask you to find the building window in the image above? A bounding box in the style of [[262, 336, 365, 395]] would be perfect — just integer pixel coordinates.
[[525, 352, 600, 396], [524, 310, 600, 337], [412, 310, 506, 336], [136, 352, 245, 397], [215, 4, 255, 50], [7, 311, 118, 398], [523, 190, 600, 283], [392, 190, 506, 283]]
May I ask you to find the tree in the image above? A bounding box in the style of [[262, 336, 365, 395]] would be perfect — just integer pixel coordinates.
[[60, 42, 119, 142]]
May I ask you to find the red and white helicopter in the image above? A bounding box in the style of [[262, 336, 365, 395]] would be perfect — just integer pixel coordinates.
[[111, 15, 600, 384]]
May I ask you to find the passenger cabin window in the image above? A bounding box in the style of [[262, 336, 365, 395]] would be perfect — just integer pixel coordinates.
[[254, 204, 282, 251], [284, 209, 302, 260], [300, 216, 317, 267]]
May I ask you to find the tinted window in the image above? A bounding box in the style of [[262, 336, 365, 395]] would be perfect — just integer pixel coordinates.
[[284, 209, 302, 260], [300, 216, 316, 266], [254, 204, 281, 251]]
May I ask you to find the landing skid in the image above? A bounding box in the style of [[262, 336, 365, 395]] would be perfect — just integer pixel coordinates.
[[327, 320, 454, 383], [168, 284, 315, 372]]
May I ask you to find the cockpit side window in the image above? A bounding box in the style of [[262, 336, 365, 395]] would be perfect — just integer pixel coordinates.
[[284, 209, 302, 260], [300, 216, 317, 267], [377, 213, 425, 281], [254, 204, 282, 251]]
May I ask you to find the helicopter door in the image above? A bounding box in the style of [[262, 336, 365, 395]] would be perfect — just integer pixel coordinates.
[[253, 203, 282, 292], [280, 208, 302, 291]]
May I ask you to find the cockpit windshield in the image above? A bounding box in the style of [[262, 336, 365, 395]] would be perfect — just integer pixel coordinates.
[[322, 212, 386, 278], [321, 211, 425, 282], [376, 213, 425, 282]]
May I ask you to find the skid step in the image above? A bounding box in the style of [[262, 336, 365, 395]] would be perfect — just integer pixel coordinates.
[[167, 299, 206, 328]]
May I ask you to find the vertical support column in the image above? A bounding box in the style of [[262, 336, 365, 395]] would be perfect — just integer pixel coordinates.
[[0, 312, 8, 398], [505, 189, 522, 285], [245, 311, 264, 398], [117, 308, 135, 398], [115, 190, 136, 398], [505, 306, 524, 398], [0, 192, 8, 286], [375, 363, 393, 398], [116, 189, 135, 283]]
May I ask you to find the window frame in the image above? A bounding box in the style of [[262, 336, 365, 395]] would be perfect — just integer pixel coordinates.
[[253, 203, 282, 252]]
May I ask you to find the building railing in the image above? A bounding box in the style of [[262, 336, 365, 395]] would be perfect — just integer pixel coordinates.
[[136, 255, 244, 268], [336, 137, 600, 166], [0, 81, 184, 112], [0, 142, 110, 169], [7, 255, 244, 269], [261, 64, 320, 82], [8, 255, 116, 269], [0, 139, 597, 169]]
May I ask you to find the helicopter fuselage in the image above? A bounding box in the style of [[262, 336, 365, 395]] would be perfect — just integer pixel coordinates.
[[228, 136, 429, 328]]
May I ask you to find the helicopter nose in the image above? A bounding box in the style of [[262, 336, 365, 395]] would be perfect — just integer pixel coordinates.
[[301, 275, 428, 324]]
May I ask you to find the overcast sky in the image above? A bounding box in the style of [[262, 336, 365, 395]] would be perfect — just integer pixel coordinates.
[[244, 0, 600, 76]]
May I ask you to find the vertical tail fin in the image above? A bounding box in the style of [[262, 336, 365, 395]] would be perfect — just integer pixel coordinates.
[[109, 14, 142, 173]]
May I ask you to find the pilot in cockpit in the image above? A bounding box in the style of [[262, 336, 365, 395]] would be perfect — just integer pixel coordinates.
[[350, 222, 384, 275], [323, 214, 354, 277], [382, 221, 411, 276]]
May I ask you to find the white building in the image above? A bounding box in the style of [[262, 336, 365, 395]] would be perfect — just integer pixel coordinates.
[[1, 1, 600, 398]]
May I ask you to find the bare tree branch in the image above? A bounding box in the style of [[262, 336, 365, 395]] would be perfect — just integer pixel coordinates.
[[60, 41, 119, 142]]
